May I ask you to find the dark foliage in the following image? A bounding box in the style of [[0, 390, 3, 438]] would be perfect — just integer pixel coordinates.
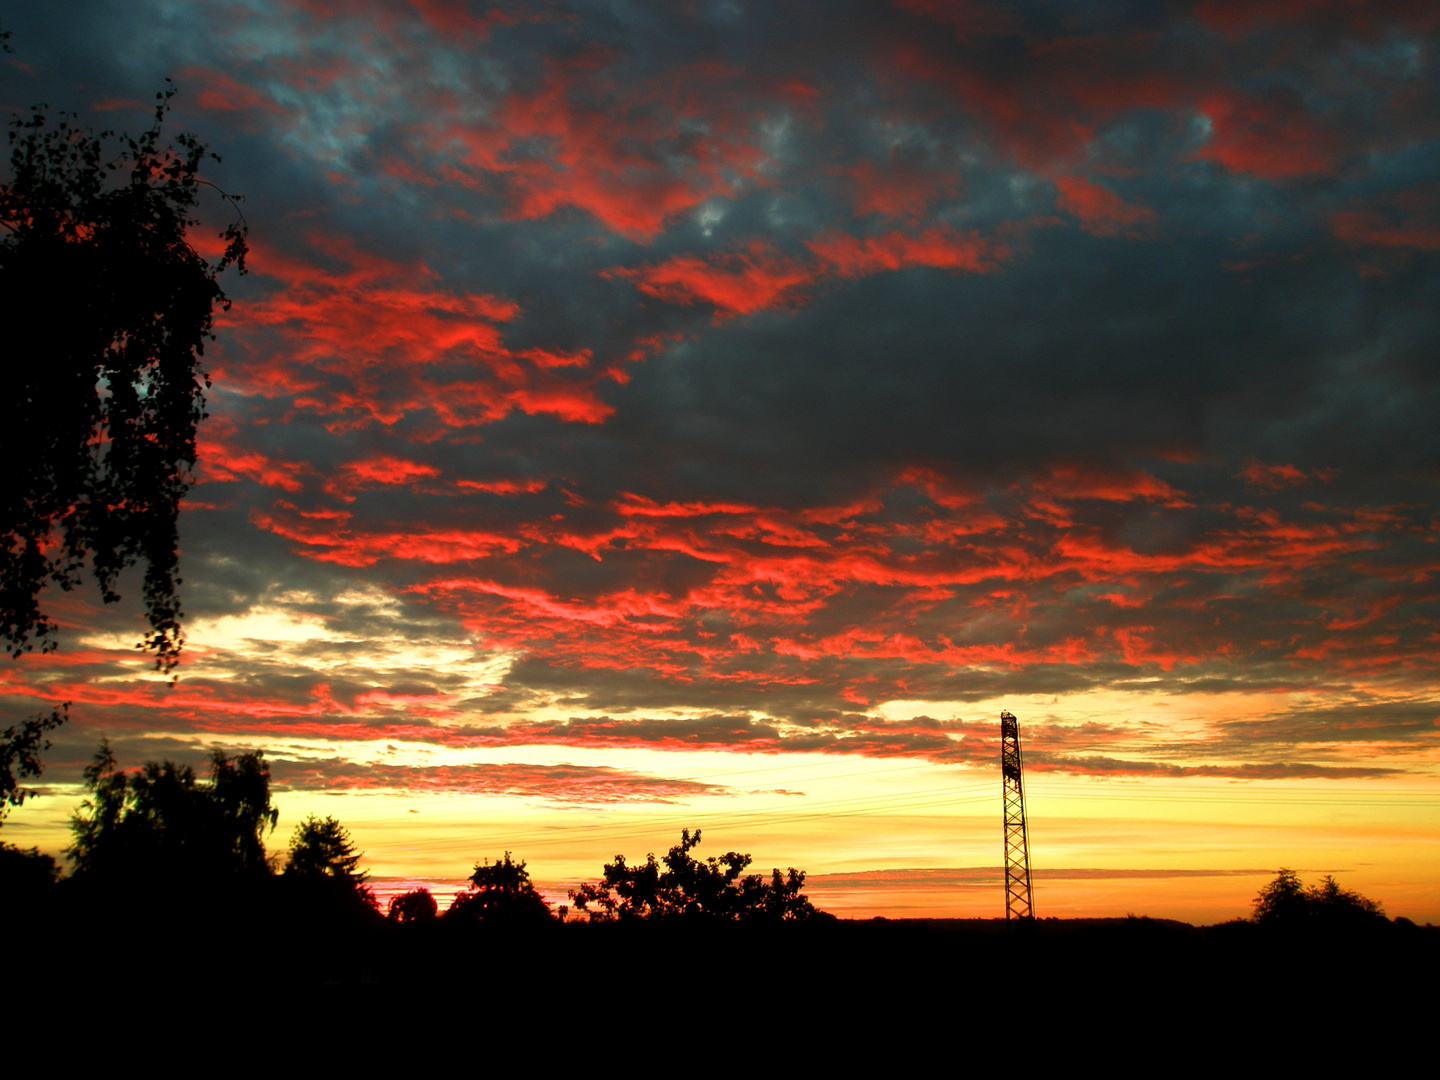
[[569, 828, 823, 923], [0, 703, 66, 821], [447, 852, 554, 924], [9, 906, 1435, 1042], [285, 814, 366, 880], [1252, 868, 1386, 925], [284, 814, 377, 908], [388, 887, 438, 923], [0, 842, 60, 893], [67, 739, 276, 880], [0, 84, 246, 673], [1252, 868, 1310, 922]]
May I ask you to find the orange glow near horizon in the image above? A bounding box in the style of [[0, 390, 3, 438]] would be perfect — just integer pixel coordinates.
[[12, 692, 1440, 924]]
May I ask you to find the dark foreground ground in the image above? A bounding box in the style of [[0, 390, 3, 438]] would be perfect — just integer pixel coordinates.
[[10, 882, 1437, 1054]]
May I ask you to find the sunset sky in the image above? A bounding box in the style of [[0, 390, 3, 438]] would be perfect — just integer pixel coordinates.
[[3, 0, 1438, 923]]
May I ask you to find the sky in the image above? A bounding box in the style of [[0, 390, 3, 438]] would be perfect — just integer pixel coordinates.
[[3, 0, 1439, 923]]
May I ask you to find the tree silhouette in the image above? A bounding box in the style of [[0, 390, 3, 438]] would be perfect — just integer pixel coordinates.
[[284, 814, 376, 907], [570, 829, 822, 923], [0, 704, 66, 823], [0, 690, 60, 892], [1253, 868, 1386, 925], [0, 83, 247, 675], [1309, 874, 1385, 921], [446, 852, 554, 924], [207, 749, 279, 873], [0, 841, 59, 894], [67, 740, 276, 880], [1252, 868, 1310, 923], [388, 887, 438, 924]]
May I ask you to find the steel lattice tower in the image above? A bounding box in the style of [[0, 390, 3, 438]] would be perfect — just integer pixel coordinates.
[[1001, 710, 1034, 920]]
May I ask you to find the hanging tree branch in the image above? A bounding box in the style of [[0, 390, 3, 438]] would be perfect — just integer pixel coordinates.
[[0, 81, 248, 675]]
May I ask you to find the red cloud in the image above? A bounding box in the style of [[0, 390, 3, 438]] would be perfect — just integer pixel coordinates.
[[497, 382, 616, 425], [1331, 184, 1440, 251], [604, 243, 815, 318], [1035, 464, 1187, 504], [218, 232, 617, 430], [612, 494, 760, 518], [323, 455, 441, 500], [340, 456, 440, 486], [197, 447, 1429, 703], [404, 0, 513, 37], [833, 159, 960, 220], [228, 234, 517, 366], [1238, 460, 1311, 492], [252, 503, 524, 567], [1332, 210, 1440, 251], [1196, 91, 1339, 179], [1020, 465, 1190, 525], [197, 432, 309, 492], [457, 478, 548, 495], [886, 28, 1187, 170], [605, 226, 1009, 317], [21, 454, 1434, 762], [896, 466, 983, 511], [439, 57, 766, 240], [521, 347, 593, 369], [808, 226, 1006, 277], [1053, 175, 1158, 237], [178, 65, 282, 116], [881, 9, 1419, 184], [393, 460, 1410, 690]]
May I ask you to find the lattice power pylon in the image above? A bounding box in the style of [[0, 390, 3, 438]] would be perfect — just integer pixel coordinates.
[[1001, 710, 1034, 920]]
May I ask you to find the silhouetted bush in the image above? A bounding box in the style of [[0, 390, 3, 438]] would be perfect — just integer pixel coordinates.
[[0, 842, 59, 895], [283, 814, 378, 911], [68, 740, 276, 883], [446, 852, 553, 924], [1252, 868, 1386, 926], [389, 887, 438, 923], [570, 828, 827, 923]]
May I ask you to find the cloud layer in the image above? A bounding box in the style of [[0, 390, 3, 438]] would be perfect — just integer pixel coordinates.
[[2, 1, 1437, 820]]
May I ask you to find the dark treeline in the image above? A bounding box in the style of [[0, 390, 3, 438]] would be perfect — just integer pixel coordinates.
[[8, 720, 1430, 1036], [0, 743, 833, 972], [3, 744, 1436, 1041]]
